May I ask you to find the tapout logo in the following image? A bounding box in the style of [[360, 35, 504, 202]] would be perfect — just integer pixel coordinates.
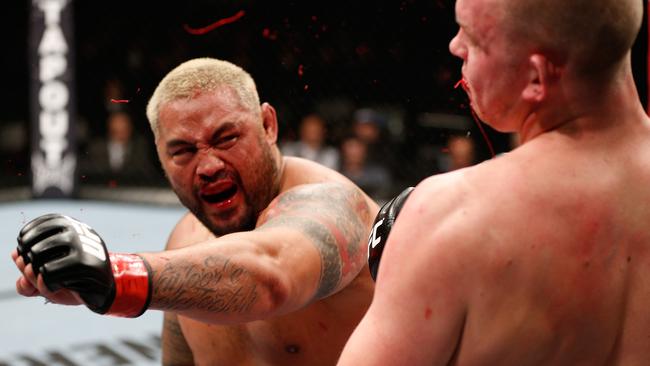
[[31, 0, 76, 197]]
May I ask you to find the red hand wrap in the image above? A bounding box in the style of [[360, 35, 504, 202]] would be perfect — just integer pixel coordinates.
[[107, 253, 151, 317]]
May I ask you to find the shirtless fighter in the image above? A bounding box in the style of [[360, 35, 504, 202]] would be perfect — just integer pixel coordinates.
[[340, 0, 650, 364], [13, 57, 377, 365]]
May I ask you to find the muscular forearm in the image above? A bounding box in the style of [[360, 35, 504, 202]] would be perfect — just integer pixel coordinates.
[[140, 233, 303, 324]]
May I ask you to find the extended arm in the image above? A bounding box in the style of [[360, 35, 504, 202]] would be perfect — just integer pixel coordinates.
[[143, 182, 372, 322], [15, 182, 373, 324]]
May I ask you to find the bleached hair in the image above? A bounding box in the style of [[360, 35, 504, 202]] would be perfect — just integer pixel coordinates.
[[146, 57, 261, 139]]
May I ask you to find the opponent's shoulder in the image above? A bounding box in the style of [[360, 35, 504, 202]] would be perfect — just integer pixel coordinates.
[[373, 174, 481, 303], [390, 171, 492, 264], [165, 212, 213, 250], [404, 170, 476, 222]]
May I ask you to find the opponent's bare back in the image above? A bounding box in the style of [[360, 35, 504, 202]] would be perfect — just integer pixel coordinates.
[[338, 0, 650, 363], [423, 114, 650, 364]]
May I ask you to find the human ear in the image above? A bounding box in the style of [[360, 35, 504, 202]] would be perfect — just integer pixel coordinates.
[[522, 54, 558, 103], [260, 103, 279, 143]]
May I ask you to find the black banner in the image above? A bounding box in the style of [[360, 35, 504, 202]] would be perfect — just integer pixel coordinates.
[[29, 0, 77, 198]]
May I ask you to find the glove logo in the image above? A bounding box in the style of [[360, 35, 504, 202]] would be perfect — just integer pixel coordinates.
[[65, 216, 106, 262], [368, 218, 385, 252]]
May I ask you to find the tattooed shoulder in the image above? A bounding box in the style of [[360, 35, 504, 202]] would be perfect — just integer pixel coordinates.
[[259, 183, 372, 299]]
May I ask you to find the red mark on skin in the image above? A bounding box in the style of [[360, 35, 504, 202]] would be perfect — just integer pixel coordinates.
[[318, 321, 328, 331], [183, 10, 245, 35], [298, 64, 304, 77], [424, 307, 432, 320], [454, 79, 496, 157]]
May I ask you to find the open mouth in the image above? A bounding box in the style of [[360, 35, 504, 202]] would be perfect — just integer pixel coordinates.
[[201, 184, 238, 204]]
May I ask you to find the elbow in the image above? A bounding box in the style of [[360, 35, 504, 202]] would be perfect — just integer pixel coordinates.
[[260, 270, 291, 314], [251, 252, 292, 317]]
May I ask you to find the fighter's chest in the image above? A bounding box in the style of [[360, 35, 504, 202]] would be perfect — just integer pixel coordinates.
[[179, 308, 348, 365]]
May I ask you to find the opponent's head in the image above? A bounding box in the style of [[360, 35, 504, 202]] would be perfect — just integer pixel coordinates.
[[500, 0, 642, 77], [449, 0, 642, 131], [146, 58, 282, 236]]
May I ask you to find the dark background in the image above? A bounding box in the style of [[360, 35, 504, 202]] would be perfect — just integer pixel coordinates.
[[1, 0, 647, 196]]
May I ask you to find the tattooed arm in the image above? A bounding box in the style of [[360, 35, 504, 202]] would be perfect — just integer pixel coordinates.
[[139, 182, 375, 324]]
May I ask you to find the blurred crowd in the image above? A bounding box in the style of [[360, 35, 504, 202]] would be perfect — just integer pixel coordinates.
[[0, 77, 503, 202], [2, 0, 644, 202]]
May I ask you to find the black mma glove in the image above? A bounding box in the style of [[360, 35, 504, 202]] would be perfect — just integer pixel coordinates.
[[367, 187, 414, 281], [17, 213, 151, 317]]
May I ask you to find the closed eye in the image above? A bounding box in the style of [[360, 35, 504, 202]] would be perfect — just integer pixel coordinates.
[[216, 135, 238, 149], [170, 146, 197, 157]]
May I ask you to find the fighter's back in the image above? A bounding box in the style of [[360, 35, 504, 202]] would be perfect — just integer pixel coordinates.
[[430, 120, 650, 365]]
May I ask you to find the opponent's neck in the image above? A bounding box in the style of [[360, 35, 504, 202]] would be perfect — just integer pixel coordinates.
[[518, 67, 643, 144]]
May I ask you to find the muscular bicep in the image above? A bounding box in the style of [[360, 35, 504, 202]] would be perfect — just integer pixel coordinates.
[[161, 312, 194, 366], [258, 182, 375, 300]]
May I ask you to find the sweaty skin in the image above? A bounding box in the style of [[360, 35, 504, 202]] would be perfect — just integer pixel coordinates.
[[161, 157, 376, 366]]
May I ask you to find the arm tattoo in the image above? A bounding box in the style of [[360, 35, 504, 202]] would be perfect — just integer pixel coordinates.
[[262, 216, 341, 299], [152, 255, 258, 313], [259, 183, 371, 299]]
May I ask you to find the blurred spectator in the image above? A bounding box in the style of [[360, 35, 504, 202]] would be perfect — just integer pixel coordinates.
[[437, 134, 477, 172], [80, 110, 157, 186], [351, 107, 397, 167], [281, 113, 340, 170], [103, 78, 127, 114], [340, 135, 392, 201], [352, 108, 386, 155]]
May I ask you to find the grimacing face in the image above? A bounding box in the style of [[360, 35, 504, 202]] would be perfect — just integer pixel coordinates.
[[155, 86, 279, 236]]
